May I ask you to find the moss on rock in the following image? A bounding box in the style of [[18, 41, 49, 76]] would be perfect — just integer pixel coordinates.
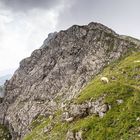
[[0, 124, 11, 140]]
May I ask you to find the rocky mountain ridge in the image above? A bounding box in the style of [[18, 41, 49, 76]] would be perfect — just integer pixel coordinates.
[[0, 22, 140, 140]]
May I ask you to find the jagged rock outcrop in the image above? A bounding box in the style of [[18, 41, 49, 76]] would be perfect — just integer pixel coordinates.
[[41, 32, 57, 48], [0, 22, 140, 140], [61, 95, 109, 122], [66, 130, 83, 140]]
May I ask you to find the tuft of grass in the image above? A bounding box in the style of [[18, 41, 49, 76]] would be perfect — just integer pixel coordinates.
[[23, 117, 50, 140]]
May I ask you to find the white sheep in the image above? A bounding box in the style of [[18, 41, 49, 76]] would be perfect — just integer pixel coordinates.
[[65, 117, 74, 122], [100, 77, 109, 83]]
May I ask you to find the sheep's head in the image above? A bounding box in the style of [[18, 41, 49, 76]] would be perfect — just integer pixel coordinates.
[[100, 77, 109, 83]]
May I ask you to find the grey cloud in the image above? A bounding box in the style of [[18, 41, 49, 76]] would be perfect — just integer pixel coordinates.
[[57, 0, 140, 38], [57, 0, 119, 29], [0, 0, 61, 12]]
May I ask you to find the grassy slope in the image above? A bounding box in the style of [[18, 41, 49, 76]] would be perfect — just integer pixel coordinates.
[[23, 52, 140, 140]]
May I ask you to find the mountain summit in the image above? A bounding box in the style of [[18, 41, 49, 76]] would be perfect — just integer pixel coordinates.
[[0, 22, 140, 140]]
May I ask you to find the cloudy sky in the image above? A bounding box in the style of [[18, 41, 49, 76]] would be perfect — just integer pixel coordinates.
[[0, 0, 140, 76]]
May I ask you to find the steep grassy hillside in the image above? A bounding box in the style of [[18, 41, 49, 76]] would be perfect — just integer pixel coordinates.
[[23, 52, 140, 140]]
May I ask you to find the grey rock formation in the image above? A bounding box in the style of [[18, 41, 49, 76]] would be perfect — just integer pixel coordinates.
[[0, 22, 139, 139], [0, 86, 4, 98], [66, 130, 83, 140], [61, 96, 109, 122], [41, 32, 57, 48], [66, 130, 75, 140]]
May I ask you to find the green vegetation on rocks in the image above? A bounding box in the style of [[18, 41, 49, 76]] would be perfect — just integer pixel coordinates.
[[0, 124, 11, 140]]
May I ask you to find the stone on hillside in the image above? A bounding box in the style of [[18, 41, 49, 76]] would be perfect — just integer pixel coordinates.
[[116, 99, 124, 105], [75, 130, 83, 140], [66, 131, 75, 140]]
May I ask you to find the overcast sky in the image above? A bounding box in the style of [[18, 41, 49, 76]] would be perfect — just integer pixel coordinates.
[[0, 0, 140, 76]]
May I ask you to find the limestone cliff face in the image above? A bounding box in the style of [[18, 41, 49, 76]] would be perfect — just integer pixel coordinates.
[[0, 22, 139, 139]]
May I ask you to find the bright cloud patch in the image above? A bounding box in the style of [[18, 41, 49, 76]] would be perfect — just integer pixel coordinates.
[[0, 8, 59, 75]]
